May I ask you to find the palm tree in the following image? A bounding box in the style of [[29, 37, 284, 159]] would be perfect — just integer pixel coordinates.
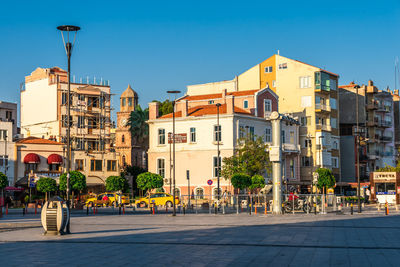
[[128, 104, 149, 144]]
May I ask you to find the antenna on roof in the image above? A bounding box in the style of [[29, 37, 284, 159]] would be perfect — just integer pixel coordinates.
[[277, 50, 280, 55]]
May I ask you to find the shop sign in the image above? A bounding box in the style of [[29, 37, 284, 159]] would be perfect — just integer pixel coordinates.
[[168, 133, 187, 144], [373, 172, 396, 182]]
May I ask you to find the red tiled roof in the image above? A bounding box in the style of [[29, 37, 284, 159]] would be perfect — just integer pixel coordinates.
[[181, 89, 260, 101], [159, 104, 251, 119], [17, 136, 62, 145]]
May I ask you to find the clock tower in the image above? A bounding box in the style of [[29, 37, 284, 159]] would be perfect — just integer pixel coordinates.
[[115, 85, 145, 168]]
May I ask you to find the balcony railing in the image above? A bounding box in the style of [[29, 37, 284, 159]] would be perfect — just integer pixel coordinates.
[[316, 124, 332, 131], [315, 103, 331, 112], [283, 143, 300, 152]]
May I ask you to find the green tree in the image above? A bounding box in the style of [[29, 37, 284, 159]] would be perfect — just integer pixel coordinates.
[[231, 173, 251, 191], [136, 172, 163, 193], [249, 174, 265, 192], [105, 176, 130, 193], [36, 177, 57, 201], [316, 168, 336, 192], [128, 104, 149, 143], [121, 165, 147, 197], [151, 100, 174, 116], [0, 172, 8, 207], [222, 136, 271, 180], [59, 171, 87, 201]]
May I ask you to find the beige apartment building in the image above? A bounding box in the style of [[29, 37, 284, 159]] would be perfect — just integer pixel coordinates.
[[147, 87, 301, 198], [20, 67, 119, 189], [185, 54, 340, 184]]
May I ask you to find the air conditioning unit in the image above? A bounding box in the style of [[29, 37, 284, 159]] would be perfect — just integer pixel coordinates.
[[163, 178, 170, 185]]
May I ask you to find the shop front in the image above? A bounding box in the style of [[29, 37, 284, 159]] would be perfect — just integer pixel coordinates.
[[370, 172, 400, 204]]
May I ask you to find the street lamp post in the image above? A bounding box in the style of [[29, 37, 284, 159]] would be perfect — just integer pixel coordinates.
[[167, 90, 181, 216], [57, 25, 80, 234], [216, 103, 221, 202], [168, 132, 172, 195], [354, 85, 361, 213], [318, 136, 325, 168]]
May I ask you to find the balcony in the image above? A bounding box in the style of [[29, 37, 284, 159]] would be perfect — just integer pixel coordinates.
[[367, 102, 378, 110], [380, 121, 392, 128], [315, 103, 331, 113], [380, 136, 393, 142], [316, 124, 331, 132]]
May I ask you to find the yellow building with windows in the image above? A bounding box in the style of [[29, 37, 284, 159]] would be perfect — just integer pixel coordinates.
[[186, 54, 340, 185]]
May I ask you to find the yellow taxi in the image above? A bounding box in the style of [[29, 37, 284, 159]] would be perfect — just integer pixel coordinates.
[[135, 193, 179, 207], [85, 192, 130, 207]]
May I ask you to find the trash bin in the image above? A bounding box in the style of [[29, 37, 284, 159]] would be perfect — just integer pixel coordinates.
[[41, 196, 69, 235]]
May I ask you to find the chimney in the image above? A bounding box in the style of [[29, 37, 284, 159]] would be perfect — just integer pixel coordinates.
[[226, 95, 234, 114], [179, 100, 188, 117], [368, 80, 374, 86], [149, 102, 159, 120], [222, 89, 227, 103], [395, 90, 399, 95]]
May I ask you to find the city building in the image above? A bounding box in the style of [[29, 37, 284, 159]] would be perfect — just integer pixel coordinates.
[[147, 87, 300, 198], [20, 67, 120, 189], [339, 81, 396, 184], [115, 85, 147, 169], [0, 101, 17, 186], [185, 54, 340, 183]]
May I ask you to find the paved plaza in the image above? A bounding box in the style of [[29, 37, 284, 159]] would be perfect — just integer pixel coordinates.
[[1, 210, 400, 266]]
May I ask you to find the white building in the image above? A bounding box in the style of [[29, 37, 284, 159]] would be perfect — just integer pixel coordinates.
[[147, 88, 300, 199], [0, 101, 17, 186]]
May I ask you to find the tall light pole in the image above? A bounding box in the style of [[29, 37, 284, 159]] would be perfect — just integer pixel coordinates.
[[318, 135, 325, 168], [167, 90, 181, 216], [270, 112, 282, 214], [57, 25, 80, 234], [168, 132, 172, 195], [354, 84, 361, 213], [216, 103, 221, 202]]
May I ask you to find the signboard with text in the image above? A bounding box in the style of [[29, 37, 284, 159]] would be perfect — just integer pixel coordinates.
[[168, 133, 187, 144]]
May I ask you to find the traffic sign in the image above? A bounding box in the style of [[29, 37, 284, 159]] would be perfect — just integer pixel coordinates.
[[29, 177, 36, 188], [207, 179, 213, 186]]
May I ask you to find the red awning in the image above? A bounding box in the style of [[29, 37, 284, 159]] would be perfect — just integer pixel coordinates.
[[23, 153, 40, 164], [47, 154, 63, 164], [348, 182, 370, 188]]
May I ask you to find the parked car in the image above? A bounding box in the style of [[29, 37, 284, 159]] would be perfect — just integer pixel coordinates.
[[135, 193, 180, 207], [85, 192, 130, 207]]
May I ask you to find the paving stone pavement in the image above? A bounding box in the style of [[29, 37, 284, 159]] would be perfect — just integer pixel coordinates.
[[1, 212, 400, 266]]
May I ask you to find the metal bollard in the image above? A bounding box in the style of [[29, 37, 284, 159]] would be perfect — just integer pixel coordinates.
[[87, 206, 89, 215], [183, 204, 186, 215], [153, 203, 156, 215], [35, 203, 37, 215], [282, 203, 285, 214], [214, 204, 217, 215], [6, 204, 8, 216], [123, 205, 125, 215], [222, 204, 225, 214], [314, 203, 317, 215], [385, 201, 388, 215], [23, 207, 25, 216], [119, 205, 121, 215], [264, 202, 267, 215], [351, 203, 353, 215]]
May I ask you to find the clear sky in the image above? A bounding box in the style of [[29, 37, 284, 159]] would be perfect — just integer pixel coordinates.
[[1, 0, 399, 123]]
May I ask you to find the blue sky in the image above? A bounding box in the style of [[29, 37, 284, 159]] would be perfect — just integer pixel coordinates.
[[1, 0, 399, 123]]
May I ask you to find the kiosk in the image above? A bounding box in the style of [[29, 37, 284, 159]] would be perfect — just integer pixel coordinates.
[[370, 172, 400, 204]]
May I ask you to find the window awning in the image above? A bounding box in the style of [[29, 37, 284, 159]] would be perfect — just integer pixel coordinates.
[[47, 154, 63, 164], [23, 153, 40, 164]]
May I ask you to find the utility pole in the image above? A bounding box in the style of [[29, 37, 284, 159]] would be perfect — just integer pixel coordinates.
[[216, 103, 221, 202], [354, 84, 361, 213]]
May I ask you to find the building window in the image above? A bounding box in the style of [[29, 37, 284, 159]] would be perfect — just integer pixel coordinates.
[[290, 131, 295, 144], [332, 157, 339, 168], [107, 160, 117, 171], [331, 118, 337, 128], [76, 138, 85, 150], [282, 130, 286, 144], [282, 159, 286, 178], [213, 156, 221, 177], [239, 125, 245, 139], [301, 156, 312, 167], [290, 159, 295, 178], [90, 159, 102, 171], [78, 94, 85, 101], [265, 66, 273, 73], [77, 116, 85, 128], [190, 127, 196, 143], [272, 80, 276, 87], [122, 155, 126, 166], [62, 93, 67, 105], [0, 130, 7, 141], [243, 100, 248, 109], [304, 139, 312, 148], [279, 63, 287, 69], [157, 158, 165, 177], [249, 126, 255, 140], [158, 129, 165, 145], [49, 162, 60, 171], [25, 162, 37, 172], [5, 110, 12, 121], [332, 140, 339, 150], [195, 187, 204, 199], [214, 125, 221, 142], [264, 99, 272, 113], [300, 76, 311, 88], [330, 98, 337, 109], [75, 159, 84, 171], [208, 100, 215, 104], [61, 115, 73, 127], [300, 116, 311, 127], [87, 97, 99, 108], [128, 98, 133, 107], [330, 79, 337, 90], [265, 127, 272, 142], [122, 135, 125, 143]]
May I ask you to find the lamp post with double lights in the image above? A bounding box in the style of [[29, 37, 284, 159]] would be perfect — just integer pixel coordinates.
[[354, 84, 361, 213], [57, 25, 80, 234], [216, 103, 222, 203], [167, 90, 181, 216]]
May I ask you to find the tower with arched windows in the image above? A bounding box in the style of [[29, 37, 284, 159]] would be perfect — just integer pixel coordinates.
[[115, 85, 147, 169]]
